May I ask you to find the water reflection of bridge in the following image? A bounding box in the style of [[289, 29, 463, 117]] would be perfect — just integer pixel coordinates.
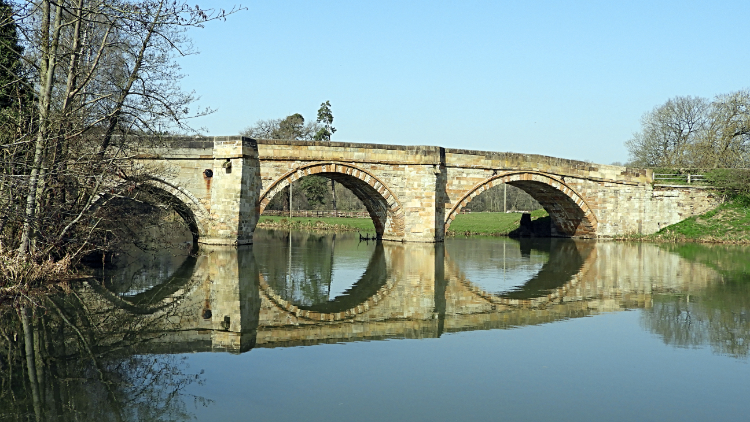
[[81, 237, 718, 354]]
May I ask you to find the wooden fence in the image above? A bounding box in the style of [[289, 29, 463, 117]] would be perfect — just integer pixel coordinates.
[[653, 174, 706, 184]]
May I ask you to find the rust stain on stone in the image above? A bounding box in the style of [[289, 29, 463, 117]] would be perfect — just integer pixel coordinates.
[[203, 169, 213, 197]]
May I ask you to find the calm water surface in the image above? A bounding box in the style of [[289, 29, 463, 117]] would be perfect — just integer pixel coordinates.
[[3, 230, 750, 421]]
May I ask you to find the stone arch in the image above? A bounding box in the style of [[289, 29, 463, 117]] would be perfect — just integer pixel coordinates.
[[139, 178, 211, 242], [259, 162, 405, 239], [87, 177, 210, 242], [445, 171, 598, 237]]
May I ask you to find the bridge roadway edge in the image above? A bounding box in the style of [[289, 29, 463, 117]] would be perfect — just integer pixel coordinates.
[[134, 136, 720, 244]]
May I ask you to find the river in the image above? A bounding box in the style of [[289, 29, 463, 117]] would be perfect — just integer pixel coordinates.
[[2, 230, 749, 421]]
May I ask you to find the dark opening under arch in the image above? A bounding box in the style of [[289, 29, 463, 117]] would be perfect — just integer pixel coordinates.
[[446, 172, 598, 238], [259, 162, 405, 239]]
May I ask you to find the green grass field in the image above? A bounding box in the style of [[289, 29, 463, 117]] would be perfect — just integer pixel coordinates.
[[257, 210, 548, 236], [447, 210, 548, 236], [257, 215, 376, 232]]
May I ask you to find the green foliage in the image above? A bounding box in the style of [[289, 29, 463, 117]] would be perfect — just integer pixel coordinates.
[[705, 168, 750, 195], [313, 100, 335, 141], [300, 176, 329, 206], [276, 113, 306, 139], [0, 0, 24, 109]]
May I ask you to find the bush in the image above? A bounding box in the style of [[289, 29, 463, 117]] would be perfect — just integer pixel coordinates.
[[705, 169, 750, 195], [0, 253, 72, 288]]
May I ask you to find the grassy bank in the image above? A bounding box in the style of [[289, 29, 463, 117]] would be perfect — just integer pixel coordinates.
[[626, 195, 750, 244], [257, 215, 376, 232], [447, 210, 548, 236], [256, 210, 548, 236]]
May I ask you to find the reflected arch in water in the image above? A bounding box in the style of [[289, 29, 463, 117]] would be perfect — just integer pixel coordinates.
[[89, 246, 200, 314], [258, 241, 396, 321], [448, 238, 596, 306], [86, 244, 264, 353], [445, 172, 598, 237], [259, 162, 405, 239]]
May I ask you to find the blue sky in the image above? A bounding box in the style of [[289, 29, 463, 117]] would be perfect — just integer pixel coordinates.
[[179, 0, 750, 165]]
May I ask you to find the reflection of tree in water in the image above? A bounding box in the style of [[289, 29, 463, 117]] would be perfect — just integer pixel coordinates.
[[255, 230, 335, 307], [253, 230, 387, 311], [0, 292, 209, 420], [642, 281, 750, 358], [642, 243, 750, 358]]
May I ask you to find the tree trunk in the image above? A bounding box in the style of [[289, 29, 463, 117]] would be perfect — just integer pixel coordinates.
[[19, 0, 63, 256]]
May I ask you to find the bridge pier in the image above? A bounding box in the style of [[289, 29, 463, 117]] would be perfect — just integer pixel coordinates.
[[199, 139, 260, 245]]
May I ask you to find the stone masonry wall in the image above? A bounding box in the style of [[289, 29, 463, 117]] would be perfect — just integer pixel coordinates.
[[255, 139, 445, 242], [443, 149, 719, 237], [137, 137, 720, 243]]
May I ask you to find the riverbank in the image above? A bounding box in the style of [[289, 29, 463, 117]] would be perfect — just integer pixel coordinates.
[[622, 195, 750, 244], [256, 210, 549, 236]]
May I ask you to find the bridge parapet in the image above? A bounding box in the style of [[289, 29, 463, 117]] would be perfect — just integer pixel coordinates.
[[445, 149, 652, 184], [256, 139, 443, 165]]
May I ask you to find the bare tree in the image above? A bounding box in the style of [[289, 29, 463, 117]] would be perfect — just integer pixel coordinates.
[[626, 91, 750, 169], [0, 1, 239, 274], [693, 90, 750, 168], [626, 96, 709, 167]]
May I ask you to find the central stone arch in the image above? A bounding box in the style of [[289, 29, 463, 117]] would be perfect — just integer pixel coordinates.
[[259, 162, 405, 239], [445, 171, 598, 237]]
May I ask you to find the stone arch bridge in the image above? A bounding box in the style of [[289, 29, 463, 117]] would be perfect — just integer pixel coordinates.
[[137, 137, 717, 244]]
